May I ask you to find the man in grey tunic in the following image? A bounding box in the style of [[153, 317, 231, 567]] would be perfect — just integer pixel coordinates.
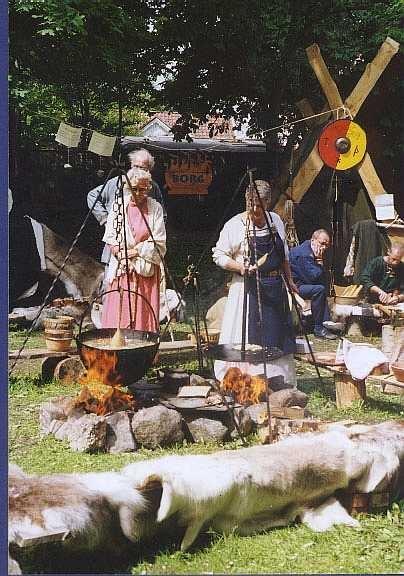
[[87, 148, 166, 264]]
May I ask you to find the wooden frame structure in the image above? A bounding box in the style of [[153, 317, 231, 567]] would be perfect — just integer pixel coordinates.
[[275, 37, 400, 215]]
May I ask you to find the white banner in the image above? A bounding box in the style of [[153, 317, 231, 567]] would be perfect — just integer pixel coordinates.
[[88, 131, 116, 157], [55, 122, 82, 148]]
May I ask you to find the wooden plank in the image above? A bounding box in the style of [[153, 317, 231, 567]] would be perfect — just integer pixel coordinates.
[[306, 44, 344, 113], [284, 145, 324, 206], [257, 405, 305, 422], [9, 347, 77, 360], [177, 385, 212, 398], [345, 37, 400, 118], [295, 354, 347, 373], [357, 153, 386, 206], [159, 340, 196, 352], [15, 530, 70, 548]]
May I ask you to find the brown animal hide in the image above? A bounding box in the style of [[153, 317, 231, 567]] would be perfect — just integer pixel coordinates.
[[42, 223, 104, 300]]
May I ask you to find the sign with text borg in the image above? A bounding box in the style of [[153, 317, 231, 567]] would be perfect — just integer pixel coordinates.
[[165, 156, 213, 196]]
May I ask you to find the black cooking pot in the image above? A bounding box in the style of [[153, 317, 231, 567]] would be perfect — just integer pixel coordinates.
[[75, 328, 159, 386]]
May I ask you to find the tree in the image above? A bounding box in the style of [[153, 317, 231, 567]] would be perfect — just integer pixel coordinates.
[[9, 1, 159, 135], [150, 0, 404, 149]]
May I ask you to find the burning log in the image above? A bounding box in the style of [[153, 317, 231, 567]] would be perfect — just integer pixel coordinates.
[[221, 367, 269, 405], [76, 347, 137, 416], [75, 385, 136, 417]]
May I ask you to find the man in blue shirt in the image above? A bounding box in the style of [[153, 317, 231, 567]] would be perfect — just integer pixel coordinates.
[[290, 229, 338, 340], [87, 148, 166, 264]]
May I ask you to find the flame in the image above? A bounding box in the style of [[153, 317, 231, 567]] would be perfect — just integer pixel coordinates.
[[76, 347, 137, 416], [221, 367, 268, 405]]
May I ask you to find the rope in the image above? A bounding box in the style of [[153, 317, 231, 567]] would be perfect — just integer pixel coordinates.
[[261, 106, 351, 135], [9, 165, 119, 374]]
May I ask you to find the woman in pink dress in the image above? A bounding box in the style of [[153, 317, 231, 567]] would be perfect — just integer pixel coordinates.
[[101, 168, 166, 332]]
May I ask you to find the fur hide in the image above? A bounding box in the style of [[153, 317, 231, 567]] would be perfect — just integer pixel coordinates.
[[9, 420, 404, 571], [42, 223, 104, 301], [122, 422, 404, 551], [8, 464, 161, 573]]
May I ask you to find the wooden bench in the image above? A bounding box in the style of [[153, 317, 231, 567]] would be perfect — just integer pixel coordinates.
[[296, 353, 404, 405], [367, 372, 404, 394]]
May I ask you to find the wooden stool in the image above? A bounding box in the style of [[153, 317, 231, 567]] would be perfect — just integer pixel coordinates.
[[335, 372, 366, 408]]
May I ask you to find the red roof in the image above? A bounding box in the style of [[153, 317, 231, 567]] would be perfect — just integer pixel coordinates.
[[143, 112, 235, 140]]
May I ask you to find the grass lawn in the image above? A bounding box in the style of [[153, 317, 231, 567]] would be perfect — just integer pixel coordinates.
[[8, 327, 404, 574]]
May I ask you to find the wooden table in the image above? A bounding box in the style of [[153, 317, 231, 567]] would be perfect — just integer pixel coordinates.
[[295, 353, 366, 408]]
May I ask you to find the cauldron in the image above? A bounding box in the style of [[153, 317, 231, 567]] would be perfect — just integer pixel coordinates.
[[76, 328, 160, 386]]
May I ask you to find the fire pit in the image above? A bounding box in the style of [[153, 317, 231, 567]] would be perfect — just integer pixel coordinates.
[[76, 328, 159, 387]]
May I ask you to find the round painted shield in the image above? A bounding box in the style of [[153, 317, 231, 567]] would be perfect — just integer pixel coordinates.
[[318, 119, 366, 170]]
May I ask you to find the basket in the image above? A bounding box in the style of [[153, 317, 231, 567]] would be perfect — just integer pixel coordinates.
[[338, 489, 390, 515], [189, 329, 221, 345], [334, 285, 362, 306]]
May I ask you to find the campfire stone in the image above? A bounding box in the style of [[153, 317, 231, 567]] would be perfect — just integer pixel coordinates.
[[244, 403, 268, 429], [66, 414, 107, 452], [187, 418, 228, 443], [39, 396, 76, 436], [189, 374, 209, 386], [268, 375, 293, 392], [105, 411, 137, 453], [229, 406, 254, 439], [160, 369, 190, 393], [131, 405, 184, 449], [268, 389, 308, 408]]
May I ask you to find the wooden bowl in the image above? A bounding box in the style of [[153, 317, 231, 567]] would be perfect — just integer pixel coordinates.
[[189, 329, 220, 345], [44, 316, 74, 330], [45, 328, 73, 339], [335, 296, 360, 306], [45, 337, 73, 352], [391, 362, 404, 382]]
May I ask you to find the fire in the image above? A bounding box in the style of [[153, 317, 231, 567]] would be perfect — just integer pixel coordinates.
[[76, 347, 137, 416], [221, 367, 268, 405]]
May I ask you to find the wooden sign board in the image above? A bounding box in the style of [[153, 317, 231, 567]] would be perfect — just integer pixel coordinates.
[[165, 157, 213, 196], [177, 385, 212, 398]]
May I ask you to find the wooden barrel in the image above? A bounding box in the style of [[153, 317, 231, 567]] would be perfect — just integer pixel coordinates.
[[44, 317, 74, 352], [44, 316, 74, 330], [45, 337, 73, 352]]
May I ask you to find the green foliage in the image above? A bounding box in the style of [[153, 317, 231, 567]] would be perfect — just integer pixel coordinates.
[[9, 0, 158, 146], [10, 0, 404, 158], [151, 0, 404, 146]]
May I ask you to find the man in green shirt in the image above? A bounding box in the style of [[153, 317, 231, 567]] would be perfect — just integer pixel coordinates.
[[360, 243, 404, 304]]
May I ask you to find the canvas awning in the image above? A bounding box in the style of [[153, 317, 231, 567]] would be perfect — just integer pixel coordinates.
[[121, 136, 267, 154]]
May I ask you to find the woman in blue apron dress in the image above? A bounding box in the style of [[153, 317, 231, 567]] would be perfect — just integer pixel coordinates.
[[247, 221, 296, 355], [212, 179, 298, 385]]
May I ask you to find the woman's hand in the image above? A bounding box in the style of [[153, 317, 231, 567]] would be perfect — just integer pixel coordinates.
[[117, 247, 138, 260]]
